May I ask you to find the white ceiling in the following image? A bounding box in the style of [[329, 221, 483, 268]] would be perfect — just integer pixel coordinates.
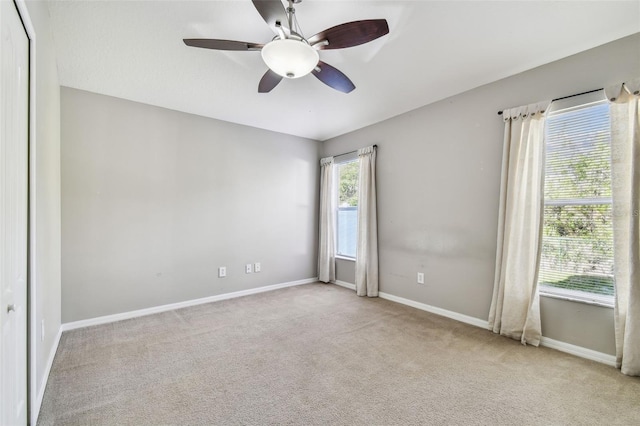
[[48, 1, 640, 141]]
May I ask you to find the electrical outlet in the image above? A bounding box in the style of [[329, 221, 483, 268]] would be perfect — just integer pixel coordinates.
[[246, 263, 253, 274], [218, 267, 226, 278], [254, 262, 261, 273], [417, 272, 425, 285]]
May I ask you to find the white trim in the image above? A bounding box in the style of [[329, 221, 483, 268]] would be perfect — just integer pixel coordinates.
[[332, 283, 489, 329], [335, 255, 355, 262], [539, 336, 616, 367], [378, 291, 489, 329], [332, 280, 356, 291], [32, 327, 61, 424], [547, 92, 607, 115], [334, 151, 358, 164], [12, 1, 39, 425], [62, 278, 318, 332], [544, 197, 611, 206], [375, 289, 616, 367], [540, 288, 614, 308]]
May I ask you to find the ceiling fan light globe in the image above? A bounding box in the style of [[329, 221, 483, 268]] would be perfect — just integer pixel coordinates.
[[261, 39, 319, 79]]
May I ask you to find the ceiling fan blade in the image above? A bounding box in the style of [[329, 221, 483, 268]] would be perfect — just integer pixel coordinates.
[[252, 0, 289, 33], [183, 39, 263, 51], [308, 19, 389, 50], [258, 69, 283, 93], [312, 61, 355, 94]]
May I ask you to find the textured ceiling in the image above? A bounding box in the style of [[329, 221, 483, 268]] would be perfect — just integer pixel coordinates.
[[48, 1, 640, 141]]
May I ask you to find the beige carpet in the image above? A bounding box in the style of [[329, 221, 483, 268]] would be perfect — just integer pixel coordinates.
[[38, 283, 639, 425]]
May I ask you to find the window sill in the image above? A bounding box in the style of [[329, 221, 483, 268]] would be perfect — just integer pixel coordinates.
[[539, 288, 614, 309], [335, 255, 355, 262]]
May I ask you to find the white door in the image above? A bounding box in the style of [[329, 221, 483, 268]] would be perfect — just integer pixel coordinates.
[[0, 0, 29, 424]]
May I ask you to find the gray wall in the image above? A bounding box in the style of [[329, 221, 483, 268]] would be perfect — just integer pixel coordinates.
[[323, 33, 640, 355], [336, 258, 356, 284], [61, 88, 321, 322], [24, 0, 62, 415]]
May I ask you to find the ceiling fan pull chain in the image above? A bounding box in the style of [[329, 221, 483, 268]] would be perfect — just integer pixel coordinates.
[[292, 8, 305, 39]]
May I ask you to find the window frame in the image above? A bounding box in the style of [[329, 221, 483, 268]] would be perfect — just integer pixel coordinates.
[[334, 153, 359, 260], [538, 94, 615, 308]]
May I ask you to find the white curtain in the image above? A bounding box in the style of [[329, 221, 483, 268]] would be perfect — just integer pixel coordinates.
[[605, 79, 640, 376], [318, 157, 336, 283], [488, 102, 550, 346], [356, 146, 379, 297]]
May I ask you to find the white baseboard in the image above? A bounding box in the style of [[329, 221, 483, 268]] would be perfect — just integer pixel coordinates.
[[58, 277, 616, 371], [333, 281, 488, 328], [332, 280, 356, 291], [62, 278, 318, 332], [32, 326, 63, 425], [360, 286, 616, 368], [378, 291, 489, 329], [540, 336, 616, 366]]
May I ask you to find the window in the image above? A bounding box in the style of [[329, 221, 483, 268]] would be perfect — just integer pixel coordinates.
[[336, 159, 358, 258], [538, 99, 614, 305]]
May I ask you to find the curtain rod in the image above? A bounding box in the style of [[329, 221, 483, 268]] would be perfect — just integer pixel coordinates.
[[497, 88, 603, 115], [333, 144, 378, 158]]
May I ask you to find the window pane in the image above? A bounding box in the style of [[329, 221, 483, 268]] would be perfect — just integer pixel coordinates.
[[337, 207, 357, 257], [336, 160, 358, 258], [545, 103, 611, 200], [338, 161, 359, 206], [539, 204, 614, 296]]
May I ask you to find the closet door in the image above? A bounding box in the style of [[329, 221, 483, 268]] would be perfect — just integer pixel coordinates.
[[0, 0, 30, 424]]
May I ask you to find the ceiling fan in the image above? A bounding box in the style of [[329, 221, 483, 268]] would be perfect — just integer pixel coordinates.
[[183, 0, 389, 93]]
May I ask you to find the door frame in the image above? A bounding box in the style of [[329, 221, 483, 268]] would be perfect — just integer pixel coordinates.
[[12, 1, 37, 424]]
